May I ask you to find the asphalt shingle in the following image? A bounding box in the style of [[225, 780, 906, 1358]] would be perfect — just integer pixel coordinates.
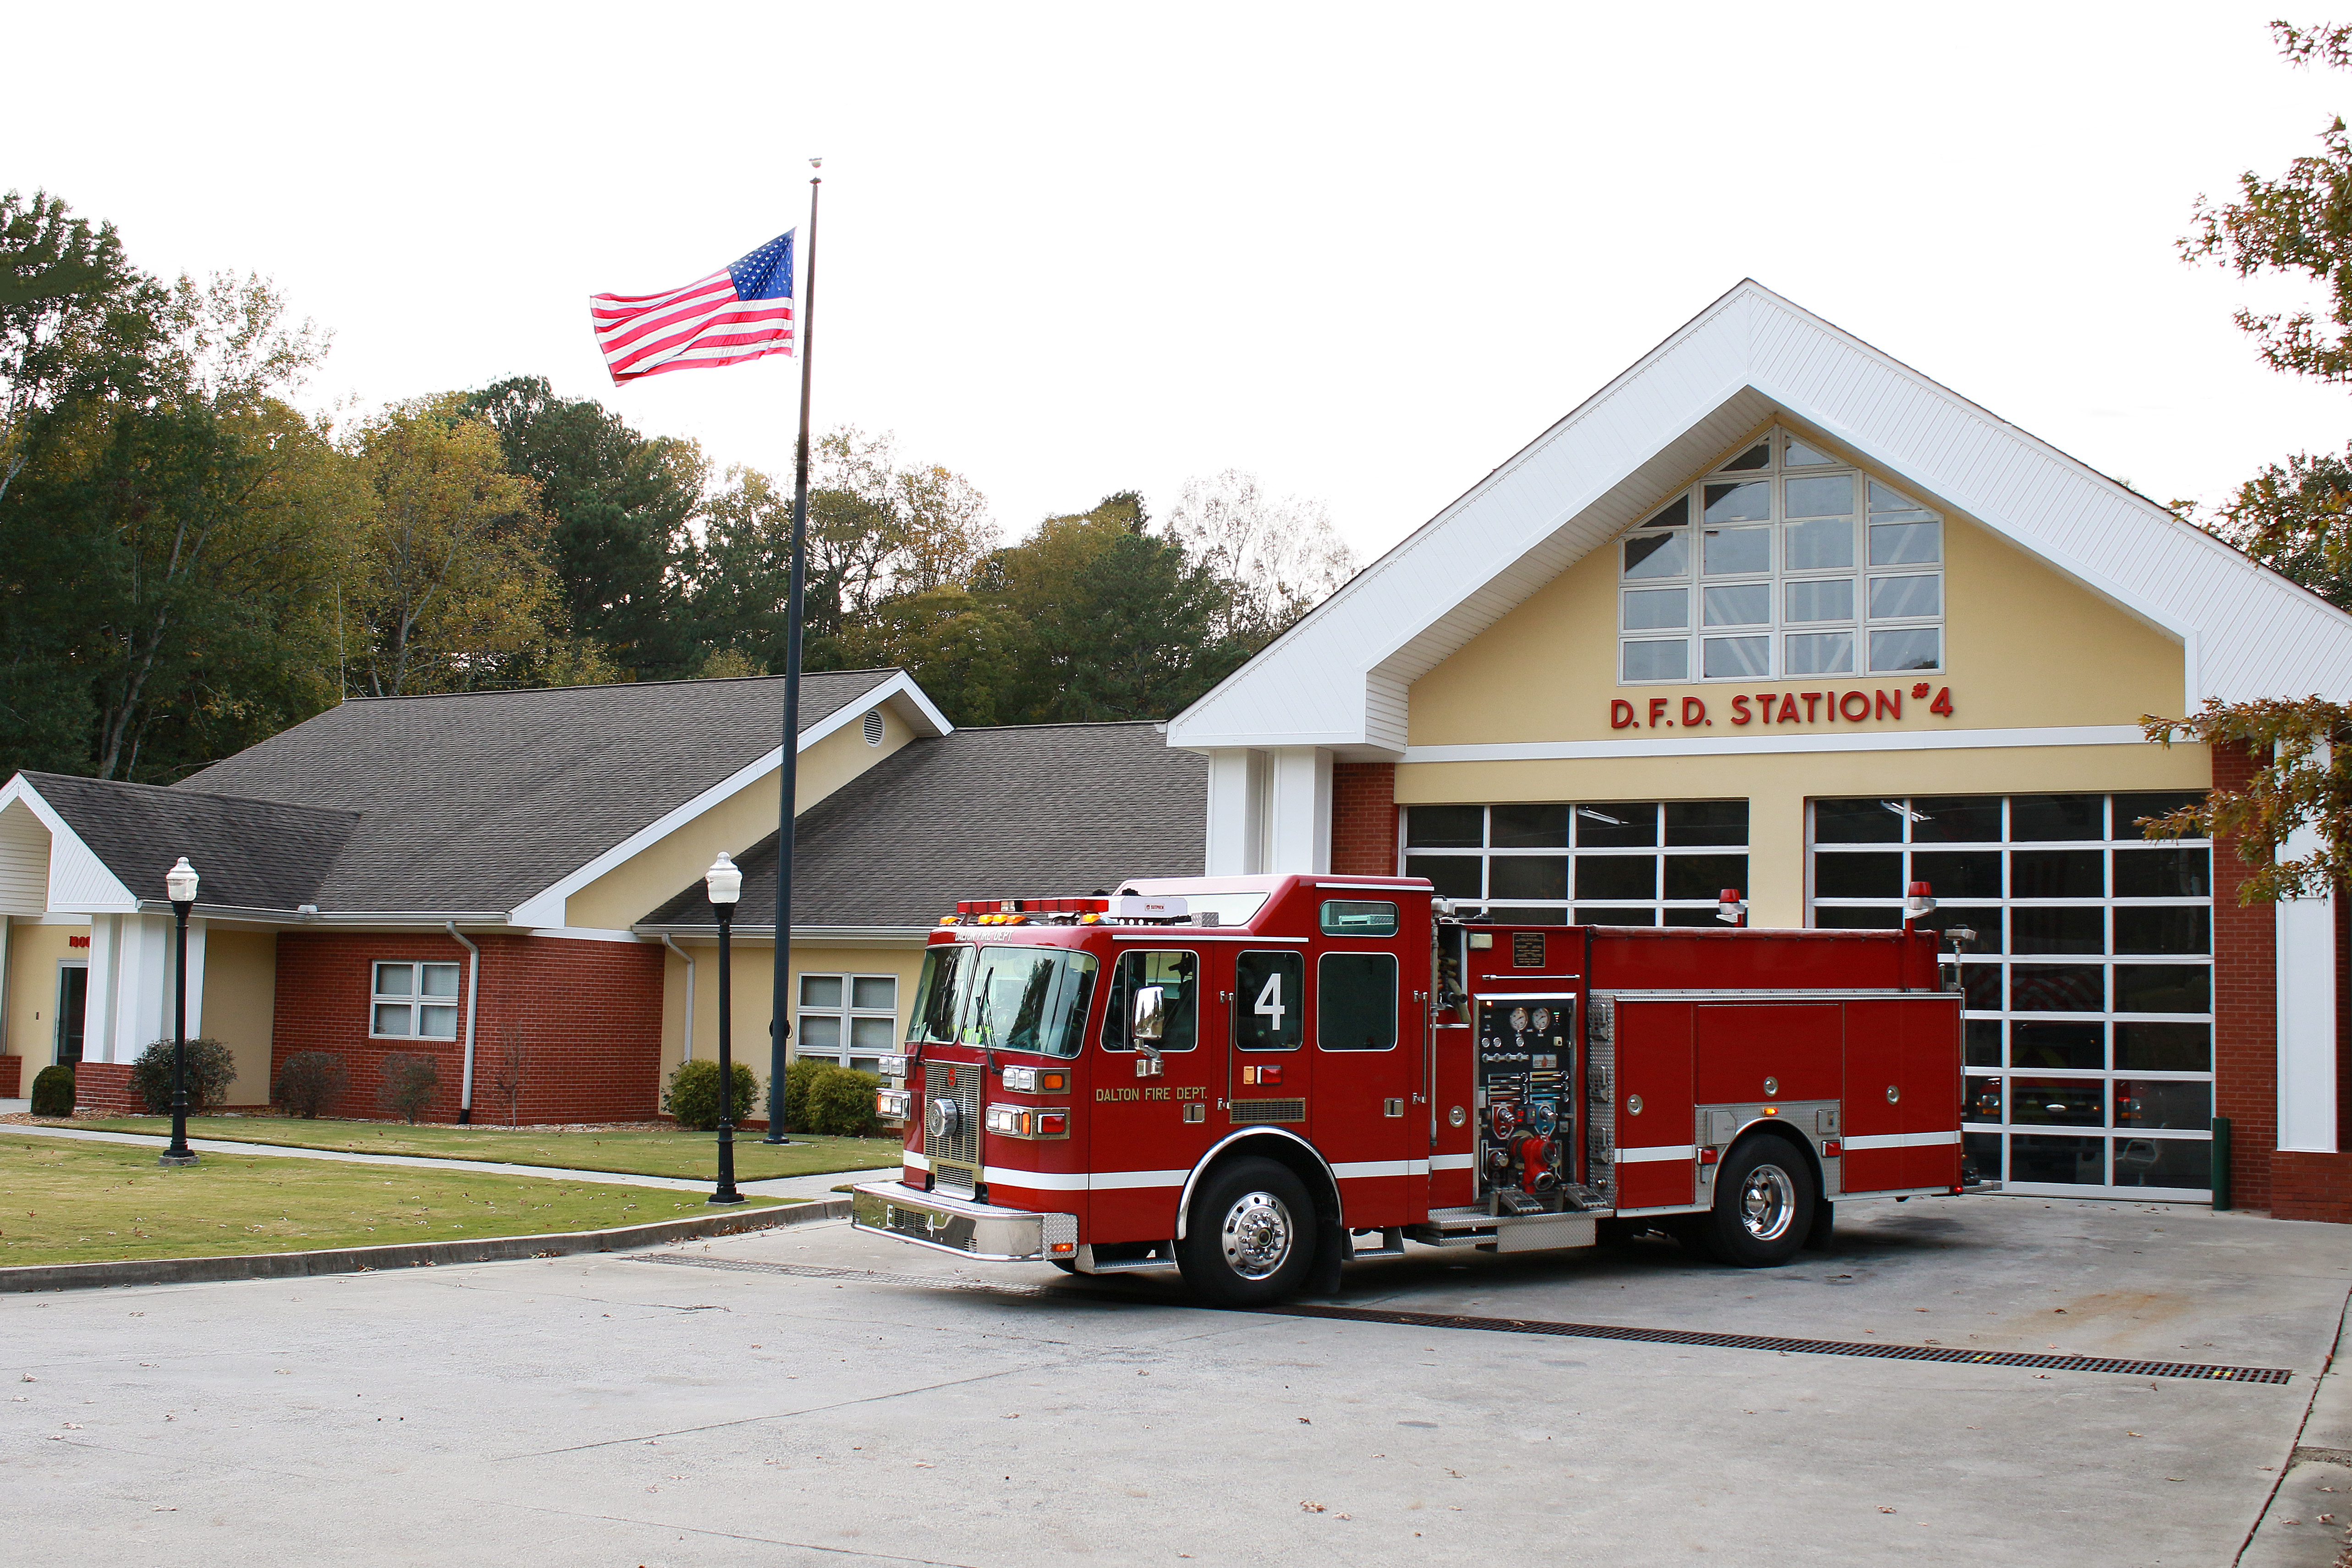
[[23, 771, 356, 910], [170, 670, 900, 913], [642, 721, 1206, 932]]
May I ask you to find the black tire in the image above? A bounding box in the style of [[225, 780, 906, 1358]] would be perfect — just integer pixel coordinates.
[[1691, 1135, 1816, 1268], [1175, 1156, 1316, 1306]]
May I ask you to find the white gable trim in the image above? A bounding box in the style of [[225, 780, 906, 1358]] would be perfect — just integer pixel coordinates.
[[1167, 280, 2352, 756], [506, 670, 952, 927], [0, 774, 138, 914]]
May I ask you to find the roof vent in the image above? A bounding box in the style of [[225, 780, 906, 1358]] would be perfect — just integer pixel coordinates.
[[863, 710, 885, 746]]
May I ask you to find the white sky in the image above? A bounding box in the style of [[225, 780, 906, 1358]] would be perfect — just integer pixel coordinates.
[[12, 2, 2352, 560]]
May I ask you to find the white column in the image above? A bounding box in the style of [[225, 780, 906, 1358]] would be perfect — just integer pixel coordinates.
[[176, 918, 207, 1041], [1203, 749, 1272, 876], [83, 914, 120, 1064], [2276, 739, 2340, 1153], [1265, 747, 1333, 874], [2277, 886, 2339, 1153], [106, 914, 172, 1063]]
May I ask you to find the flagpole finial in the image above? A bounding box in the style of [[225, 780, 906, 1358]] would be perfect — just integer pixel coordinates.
[[809, 156, 822, 169]]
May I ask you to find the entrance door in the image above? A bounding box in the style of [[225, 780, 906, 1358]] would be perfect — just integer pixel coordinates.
[[56, 964, 87, 1065]]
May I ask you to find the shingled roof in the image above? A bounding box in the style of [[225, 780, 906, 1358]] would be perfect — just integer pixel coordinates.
[[640, 721, 1207, 934], [10, 670, 914, 916], [19, 771, 357, 911]]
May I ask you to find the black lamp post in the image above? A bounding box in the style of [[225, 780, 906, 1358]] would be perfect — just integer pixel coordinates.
[[160, 857, 199, 1168], [706, 852, 745, 1206]]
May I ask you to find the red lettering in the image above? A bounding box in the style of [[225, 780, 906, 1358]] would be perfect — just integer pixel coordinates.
[[1840, 690, 1870, 721], [1610, 699, 1636, 729], [68, 934, 89, 948], [1775, 694, 1800, 723], [1681, 696, 1708, 728], [1930, 686, 1955, 716], [1876, 689, 1902, 720], [1912, 682, 1931, 700], [1649, 697, 1670, 729], [1731, 695, 1752, 725], [1801, 691, 1822, 722]]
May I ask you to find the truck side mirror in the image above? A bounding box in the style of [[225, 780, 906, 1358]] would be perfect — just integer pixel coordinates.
[[1132, 985, 1166, 1043]]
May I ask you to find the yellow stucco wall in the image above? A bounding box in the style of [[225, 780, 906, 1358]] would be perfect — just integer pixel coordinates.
[[200, 929, 277, 1104], [566, 702, 918, 930], [1408, 500, 2186, 747], [5, 920, 88, 1067], [654, 940, 928, 1101], [1397, 437, 2209, 928]]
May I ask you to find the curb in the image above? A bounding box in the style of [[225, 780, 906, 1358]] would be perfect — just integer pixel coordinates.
[[0, 1199, 850, 1294]]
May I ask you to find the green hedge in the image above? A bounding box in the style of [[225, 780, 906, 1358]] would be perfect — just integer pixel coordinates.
[[127, 1038, 237, 1114], [781, 1058, 884, 1137], [30, 1063, 72, 1117], [665, 1058, 759, 1131]]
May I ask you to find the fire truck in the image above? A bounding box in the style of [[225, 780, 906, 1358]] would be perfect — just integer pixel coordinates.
[[850, 873, 1983, 1305]]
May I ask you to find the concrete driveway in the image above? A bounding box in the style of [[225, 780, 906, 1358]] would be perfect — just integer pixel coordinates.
[[7, 1194, 2349, 1566]]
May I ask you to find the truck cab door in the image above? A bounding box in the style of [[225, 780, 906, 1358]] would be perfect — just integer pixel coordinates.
[[1092, 946, 1222, 1241], [1308, 943, 1423, 1227]]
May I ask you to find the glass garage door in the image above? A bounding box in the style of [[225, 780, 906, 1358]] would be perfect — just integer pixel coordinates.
[[1810, 792, 2212, 1201], [1404, 800, 1749, 926]]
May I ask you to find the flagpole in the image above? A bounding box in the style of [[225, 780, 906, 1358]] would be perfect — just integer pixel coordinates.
[[766, 164, 820, 1144]]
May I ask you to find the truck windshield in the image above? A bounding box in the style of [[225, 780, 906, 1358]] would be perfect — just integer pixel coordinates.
[[958, 946, 1099, 1057], [906, 945, 971, 1046]]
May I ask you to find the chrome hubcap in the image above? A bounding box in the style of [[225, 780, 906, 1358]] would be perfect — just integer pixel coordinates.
[[1738, 1163, 1798, 1240], [1220, 1190, 1295, 1280]]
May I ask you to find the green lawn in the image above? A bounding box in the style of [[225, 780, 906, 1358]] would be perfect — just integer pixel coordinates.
[[55, 1115, 904, 1181], [0, 1132, 796, 1267]]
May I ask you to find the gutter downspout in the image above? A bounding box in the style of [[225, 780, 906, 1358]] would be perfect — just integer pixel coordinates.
[[661, 933, 696, 1065], [446, 922, 480, 1124]]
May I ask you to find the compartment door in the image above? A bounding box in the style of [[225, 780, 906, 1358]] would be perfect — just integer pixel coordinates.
[[1843, 997, 1961, 1192], [1613, 1000, 1697, 1209]]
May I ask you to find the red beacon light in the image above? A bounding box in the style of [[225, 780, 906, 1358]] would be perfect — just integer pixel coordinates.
[[1715, 888, 1747, 925], [1905, 880, 1937, 920]]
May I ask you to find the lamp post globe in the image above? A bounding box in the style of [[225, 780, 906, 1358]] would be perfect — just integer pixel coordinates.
[[161, 858, 199, 1168], [704, 853, 745, 1206]]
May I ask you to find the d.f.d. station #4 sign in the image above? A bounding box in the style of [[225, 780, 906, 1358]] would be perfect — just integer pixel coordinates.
[[1610, 681, 1955, 730]]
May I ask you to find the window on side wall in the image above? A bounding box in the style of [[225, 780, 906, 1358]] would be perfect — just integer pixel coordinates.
[[798, 973, 901, 1074], [372, 962, 460, 1039]]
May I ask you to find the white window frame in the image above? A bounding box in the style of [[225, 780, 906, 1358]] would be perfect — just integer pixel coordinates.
[[1617, 428, 1944, 684], [1808, 792, 2213, 1202], [796, 972, 901, 1069], [369, 961, 462, 1040], [1401, 800, 1752, 926]]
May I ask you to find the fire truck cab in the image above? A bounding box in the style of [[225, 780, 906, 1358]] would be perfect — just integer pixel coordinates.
[[850, 873, 1982, 1305]]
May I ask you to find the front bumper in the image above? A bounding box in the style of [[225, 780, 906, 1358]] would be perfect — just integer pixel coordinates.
[[850, 1181, 1078, 1262]]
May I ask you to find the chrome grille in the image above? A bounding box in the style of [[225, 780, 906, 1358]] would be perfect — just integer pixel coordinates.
[[928, 1062, 983, 1194], [1230, 1097, 1306, 1125]]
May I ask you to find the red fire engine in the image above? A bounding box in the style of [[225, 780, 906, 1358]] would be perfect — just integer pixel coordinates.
[[850, 873, 1984, 1305]]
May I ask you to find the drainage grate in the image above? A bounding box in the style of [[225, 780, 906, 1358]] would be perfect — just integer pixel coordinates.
[[632, 1255, 2293, 1385]]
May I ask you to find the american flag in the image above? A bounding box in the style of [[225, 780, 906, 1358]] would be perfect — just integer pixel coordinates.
[[589, 230, 795, 383]]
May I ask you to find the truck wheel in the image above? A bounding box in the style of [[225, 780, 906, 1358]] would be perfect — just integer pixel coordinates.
[[1176, 1157, 1314, 1306], [1693, 1137, 1815, 1268]]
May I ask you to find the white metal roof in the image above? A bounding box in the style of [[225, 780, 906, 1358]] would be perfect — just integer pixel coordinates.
[[1166, 280, 2352, 756]]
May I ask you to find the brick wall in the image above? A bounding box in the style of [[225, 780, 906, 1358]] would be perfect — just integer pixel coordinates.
[[0, 1055, 18, 1098], [2211, 741, 2279, 1212], [1331, 762, 1398, 877], [71, 1061, 139, 1116], [2271, 1150, 2352, 1223], [273, 932, 664, 1125]]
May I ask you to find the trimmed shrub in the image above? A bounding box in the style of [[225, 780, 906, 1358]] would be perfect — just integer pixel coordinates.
[[805, 1065, 884, 1138], [30, 1064, 73, 1118], [778, 1055, 830, 1132], [129, 1037, 238, 1114], [273, 1052, 350, 1119], [664, 1058, 759, 1131], [377, 1052, 440, 1124]]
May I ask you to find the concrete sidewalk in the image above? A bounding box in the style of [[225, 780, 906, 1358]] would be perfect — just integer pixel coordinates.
[[0, 1120, 896, 1201]]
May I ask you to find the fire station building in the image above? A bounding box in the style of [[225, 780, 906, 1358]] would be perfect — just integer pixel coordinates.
[[1167, 281, 2352, 1223]]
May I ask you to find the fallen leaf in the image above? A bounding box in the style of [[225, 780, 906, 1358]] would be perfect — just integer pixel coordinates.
[[1301, 1501, 1327, 1513], [1298, 1417, 1312, 1425], [1879, 1506, 1896, 1514]]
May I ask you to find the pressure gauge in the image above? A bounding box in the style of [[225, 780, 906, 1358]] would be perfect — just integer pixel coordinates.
[[1531, 1007, 1552, 1032], [1509, 1007, 1530, 1033]]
